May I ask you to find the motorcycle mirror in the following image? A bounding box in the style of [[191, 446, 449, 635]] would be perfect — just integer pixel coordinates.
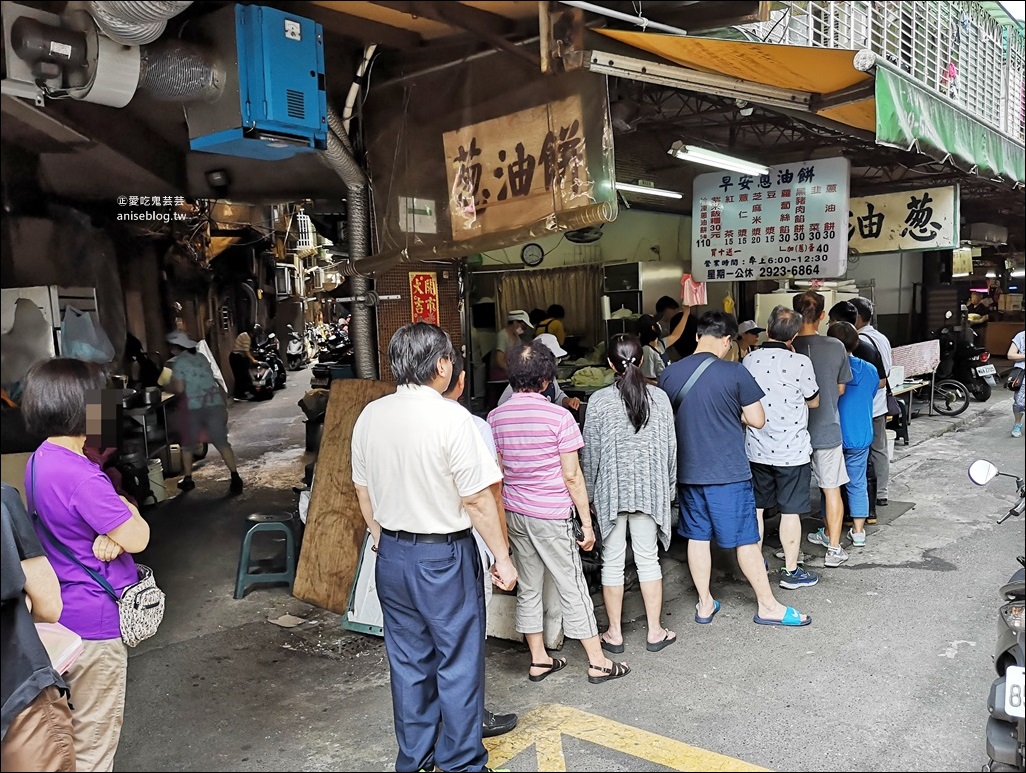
[[945, 310, 953, 319], [968, 459, 999, 486]]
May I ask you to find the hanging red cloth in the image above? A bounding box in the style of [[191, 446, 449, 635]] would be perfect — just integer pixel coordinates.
[[681, 274, 707, 306]]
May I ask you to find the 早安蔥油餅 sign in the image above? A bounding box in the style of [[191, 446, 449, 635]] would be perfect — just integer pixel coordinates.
[[847, 185, 959, 255], [693, 157, 850, 282], [443, 96, 592, 241]]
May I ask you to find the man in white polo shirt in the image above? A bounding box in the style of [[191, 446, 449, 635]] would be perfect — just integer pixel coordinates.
[[351, 323, 517, 773]]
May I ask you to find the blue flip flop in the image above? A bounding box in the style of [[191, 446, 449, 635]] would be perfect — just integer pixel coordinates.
[[754, 606, 811, 627], [694, 600, 720, 624]]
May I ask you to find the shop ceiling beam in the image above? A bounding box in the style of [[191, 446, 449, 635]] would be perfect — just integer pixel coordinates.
[[371, 1, 517, 38], [259, 2, 422, 49], [47, 100, 185, 192], [370, 1, 539, 67], [580, 50, 813, 113], [621, 0, 771, 33], [0, 95, 92, 151]]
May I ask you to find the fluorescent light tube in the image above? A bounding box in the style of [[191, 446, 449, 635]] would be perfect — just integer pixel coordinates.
[[615, 182, 683, 200], [952, 272, 970, 278], [1012, 269, 1025, 277], [668, 141, 769, 176]]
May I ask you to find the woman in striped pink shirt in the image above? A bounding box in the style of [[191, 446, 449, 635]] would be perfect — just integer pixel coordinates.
[[488, 341, 630, 685]]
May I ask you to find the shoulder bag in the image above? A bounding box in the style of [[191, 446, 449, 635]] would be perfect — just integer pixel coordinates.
[[30, 459, 165, 648], [1007, 367, 1024, 392], [670, 355, 716, 413], [860, 334, 902, 417]]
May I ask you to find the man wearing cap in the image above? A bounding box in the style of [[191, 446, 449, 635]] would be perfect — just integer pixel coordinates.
[[166, 331, 244, 495], [727, 321, 763, 362], [497, 333, 581, 411]]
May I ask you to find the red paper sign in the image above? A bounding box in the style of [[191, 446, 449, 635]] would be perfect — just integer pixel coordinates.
[[409, 271, 440, 325]]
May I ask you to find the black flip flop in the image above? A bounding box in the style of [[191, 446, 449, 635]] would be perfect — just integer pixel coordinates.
[[588, 661, 631, 684], [646, 631, 677, 652], [528, 657, 568, 682], [600, 635, 625, 654]]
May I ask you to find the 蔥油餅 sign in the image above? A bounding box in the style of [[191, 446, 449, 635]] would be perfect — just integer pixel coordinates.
[[443, 96, 592, 241], [847, 185, 958, 255], [693, 157, 850, 282]]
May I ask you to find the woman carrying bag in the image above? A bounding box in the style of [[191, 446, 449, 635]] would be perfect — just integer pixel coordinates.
[[22, 359, 152, 772]]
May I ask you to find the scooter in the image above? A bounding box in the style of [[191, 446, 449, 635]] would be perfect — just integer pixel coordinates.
[[249, 359, 276, 401], [937, 308, 998, 402], [286, 325, 308, 371], [255, 334, 287, 390], [969, 459, 1025, 773]]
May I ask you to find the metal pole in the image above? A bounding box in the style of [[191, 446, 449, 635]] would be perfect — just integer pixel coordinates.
[[558, 0, 688, 37]]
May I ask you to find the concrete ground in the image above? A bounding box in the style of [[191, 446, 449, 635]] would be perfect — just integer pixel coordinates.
[[115, 372, 1026, 772]]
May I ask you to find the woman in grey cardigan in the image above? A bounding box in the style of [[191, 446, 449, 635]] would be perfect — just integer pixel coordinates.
[[582, 334, 678, 653]]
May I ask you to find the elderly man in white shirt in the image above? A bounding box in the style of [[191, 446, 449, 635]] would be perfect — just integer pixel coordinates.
[[850, 297, 893, 508], [351, 323, 517, 773]]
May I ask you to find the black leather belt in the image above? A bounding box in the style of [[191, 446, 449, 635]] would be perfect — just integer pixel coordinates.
[[380, 527, 473, 544]]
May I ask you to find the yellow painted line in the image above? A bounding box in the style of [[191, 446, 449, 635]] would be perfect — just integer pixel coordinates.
[[485, 703, 769, 772]]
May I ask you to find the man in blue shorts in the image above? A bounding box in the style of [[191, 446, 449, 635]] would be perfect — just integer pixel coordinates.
[[659, 311, 811, 628]]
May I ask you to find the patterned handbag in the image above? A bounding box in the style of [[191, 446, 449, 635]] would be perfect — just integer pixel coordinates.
[[30, 460, 165, 647]]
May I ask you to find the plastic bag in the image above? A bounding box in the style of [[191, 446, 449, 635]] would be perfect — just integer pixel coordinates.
[[61, 306, 115, 363]]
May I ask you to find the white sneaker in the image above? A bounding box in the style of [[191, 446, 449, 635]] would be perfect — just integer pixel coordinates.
[[848, 529, 867, 548], [1013, 424, 1023, 438], [807, 528, 829, 547], [824, 546, 849, 567]]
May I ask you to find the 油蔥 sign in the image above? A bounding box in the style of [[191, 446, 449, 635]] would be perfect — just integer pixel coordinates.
[[847, 185, 958, 255]]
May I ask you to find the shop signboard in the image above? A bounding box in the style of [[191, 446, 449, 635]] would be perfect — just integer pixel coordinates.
[[693, 157, 850, 283], [409, 271, 439, 325], [442, 96, 591, 241], [847, 185, 959, 255]]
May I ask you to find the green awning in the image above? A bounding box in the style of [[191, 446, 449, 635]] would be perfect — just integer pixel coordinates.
[[875, 66, 1024, 185]]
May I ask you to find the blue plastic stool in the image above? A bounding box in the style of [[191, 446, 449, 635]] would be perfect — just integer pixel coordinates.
[[234, 513, 297, 599]]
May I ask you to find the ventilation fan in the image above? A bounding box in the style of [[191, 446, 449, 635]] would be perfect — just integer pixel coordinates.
[[565, 225, 604, 244]]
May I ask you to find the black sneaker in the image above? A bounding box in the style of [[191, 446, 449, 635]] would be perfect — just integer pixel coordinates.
[[229, 473, 244, 496], [876, 497, 889, 507], [178, 476, 195, 492], [482, 708, 518, 738]]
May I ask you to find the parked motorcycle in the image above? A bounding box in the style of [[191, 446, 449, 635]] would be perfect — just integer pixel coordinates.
[[255, 333, 287, 390], [317, 324, 354, 365], [937, 309, 997, 402], [249, 359, 276, 401], [969, 459, 1025, 773], [286, 325, 308, 371]]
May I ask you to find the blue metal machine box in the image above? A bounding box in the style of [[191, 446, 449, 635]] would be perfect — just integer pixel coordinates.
[[188, 4, 327, 161]]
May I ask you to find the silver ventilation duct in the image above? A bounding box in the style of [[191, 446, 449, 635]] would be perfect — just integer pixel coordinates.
[[88, 1, 193, 46], [322, 101, 377, 379], [138, 39, 223, 102]]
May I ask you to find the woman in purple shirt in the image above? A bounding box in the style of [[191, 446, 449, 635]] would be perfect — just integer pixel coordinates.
[[23, 359, 151, 773]]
